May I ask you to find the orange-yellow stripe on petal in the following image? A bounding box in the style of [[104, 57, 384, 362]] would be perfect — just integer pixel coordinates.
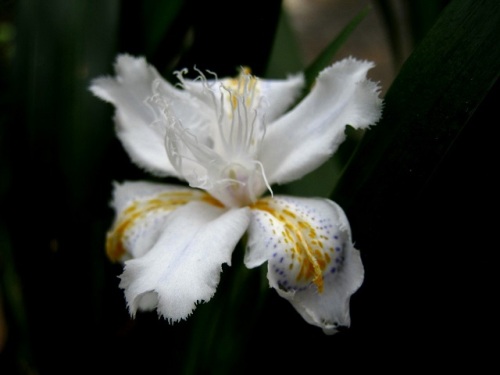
[[106, 190, 223, 262], [251, 197, 343, 293]]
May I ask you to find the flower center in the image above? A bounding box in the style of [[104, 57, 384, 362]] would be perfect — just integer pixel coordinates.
[[214, 161, 270, 207], [151, 68, 272, 208]]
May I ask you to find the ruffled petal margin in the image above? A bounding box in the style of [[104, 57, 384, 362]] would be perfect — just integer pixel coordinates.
[[119, 198, 251, 322]]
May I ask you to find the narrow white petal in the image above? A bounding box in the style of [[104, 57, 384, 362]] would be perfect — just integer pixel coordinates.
[[90, 55, 177, 176], [106, 181, 223, 261], [90, 55, 213, 177], [245, 195, 363, 334], [261, 57, 382, 185], [119, 203, 251, 322]]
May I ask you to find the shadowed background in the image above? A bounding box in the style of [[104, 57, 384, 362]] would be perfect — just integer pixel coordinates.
[[1, 0, 497, 374]]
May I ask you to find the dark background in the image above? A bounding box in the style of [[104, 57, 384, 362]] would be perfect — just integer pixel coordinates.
[[1, 0, 497, 373]]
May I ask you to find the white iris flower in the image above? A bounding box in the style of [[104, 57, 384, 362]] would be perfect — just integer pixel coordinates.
[[90, 54, 382, 334]]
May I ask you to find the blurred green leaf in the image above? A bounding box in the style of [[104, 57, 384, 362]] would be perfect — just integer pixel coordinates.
[[333, 0, 500, 235], [265, 8, 304, 78], [403, 0, 451, 45], [8, 0, 120, 373], [373, 0, 449, 67], [0, 227, 34, 374], [143, 0, 183, 56], [175, 0, 282, 77], [328, 0, 499, 361], [119, 0, 188, 73]]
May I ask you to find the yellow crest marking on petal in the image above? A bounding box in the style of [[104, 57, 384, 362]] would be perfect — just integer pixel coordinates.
[[224, 66, 259, 110], [201, 194, 225, 208], [106, 190, 223, 262], [251, 197, 333, 293]]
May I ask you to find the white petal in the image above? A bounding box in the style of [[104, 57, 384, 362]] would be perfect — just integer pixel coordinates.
[[261, 57, 382, 185], [119, 203, 251, 322], [259, 73, 305, 122], [90, 55, 213, 177], [288, 243, 363, 335], [245, 195, 363, 334], [106, 181, 223, 261], [90, 55, 174, 176]]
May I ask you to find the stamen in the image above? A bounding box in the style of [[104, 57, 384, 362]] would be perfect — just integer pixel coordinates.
[[217, 88, 230, 152], [254, 160, 273, 197], [236, 97, 246, 153]]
